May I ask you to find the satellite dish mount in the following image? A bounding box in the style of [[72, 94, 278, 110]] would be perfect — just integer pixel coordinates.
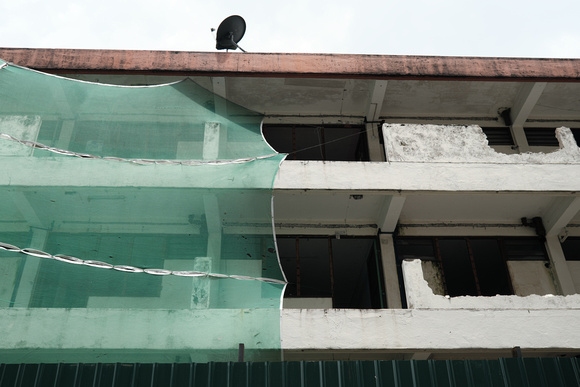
[[216, 15, 247, 53]]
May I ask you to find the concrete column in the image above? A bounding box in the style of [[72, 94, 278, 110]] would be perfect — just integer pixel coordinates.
[[56, 120, 75, 150], [366, 123, 385, 162], [12, 228, 48, 307], [379, 234, 402, 309], [510, 125, 530, 153], [545, 235, 576, 295], [203, 122, 220, 160], [203, 194, 222, 307]]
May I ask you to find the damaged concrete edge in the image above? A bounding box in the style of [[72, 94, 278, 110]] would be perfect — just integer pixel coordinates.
[[402, 259, 580, 310], [383, 124, 580, 164]]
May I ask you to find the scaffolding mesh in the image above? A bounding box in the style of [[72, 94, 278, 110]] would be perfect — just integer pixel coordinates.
[[0, 59, 286, 363]]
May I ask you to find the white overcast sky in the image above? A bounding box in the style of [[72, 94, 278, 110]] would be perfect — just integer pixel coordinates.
[[1, 0, 580, 58]]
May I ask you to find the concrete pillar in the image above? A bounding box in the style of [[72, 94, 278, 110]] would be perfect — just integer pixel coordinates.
[[510, 125, 530, 153], [12, 228, 48, 307], [366, 123, 385, 162], [203, 194, 222, 307], [545, 235, 576, 295], [379, 234, 402, 309], [56, 120, 75, 150], [203, 122, 220, 160]]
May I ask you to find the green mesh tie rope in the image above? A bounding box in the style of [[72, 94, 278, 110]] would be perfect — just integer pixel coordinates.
[[0, 59, 287, 363]]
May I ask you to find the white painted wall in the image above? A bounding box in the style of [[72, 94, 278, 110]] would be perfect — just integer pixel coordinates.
[[281, 308, 580, 351]]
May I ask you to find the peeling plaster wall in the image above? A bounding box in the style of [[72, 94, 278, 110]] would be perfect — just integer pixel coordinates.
[[383, 124, 580, 163], [402, 259, 580, 309], [421, 261, 444, 296]]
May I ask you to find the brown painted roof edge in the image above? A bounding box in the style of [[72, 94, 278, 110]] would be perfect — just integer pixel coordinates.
[[1, 48, 580, 81]]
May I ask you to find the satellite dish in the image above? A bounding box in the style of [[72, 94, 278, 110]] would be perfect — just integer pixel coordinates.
[[216, 15, 247, 52]]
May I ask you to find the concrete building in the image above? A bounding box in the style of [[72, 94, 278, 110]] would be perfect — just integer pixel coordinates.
[[1, 48, 580, 369]]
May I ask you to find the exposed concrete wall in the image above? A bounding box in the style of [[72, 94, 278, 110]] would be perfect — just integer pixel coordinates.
[[281, 308, 580, 351], [421, 261, 445, 296], [384, 124, 580, 163], [402, 259, 580, 309]]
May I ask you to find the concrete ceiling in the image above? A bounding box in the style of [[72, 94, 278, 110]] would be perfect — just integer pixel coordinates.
[[62, 74, 580, 128]]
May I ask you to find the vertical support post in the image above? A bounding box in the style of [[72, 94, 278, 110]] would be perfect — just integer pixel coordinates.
[[56, 120, 75, 150], [203, 122, 220, 161], [295, 237, 301, 297], [510, 125, 530, 153], [366, 122, 385, 162], [379, 234, 402, 309], [365, 80, 388, 162], [545, 235, 576, 295], [328, 237, 335, 306], [191, 256, 212, 308], [509, 82, 547, 153], [238, 343, 245, 362], [203, 194, 222, 307], [12, 228, 49, 307]]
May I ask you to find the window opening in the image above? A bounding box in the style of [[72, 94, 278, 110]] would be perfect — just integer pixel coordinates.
[[524, 128, 559, 147], [395, 237, 545, 299], [262, 124, 369, 161], [279, 236, 385, 308], [571, 129, 580, 147], [562, 237, 580, 261], [481, 127, 514, 146]]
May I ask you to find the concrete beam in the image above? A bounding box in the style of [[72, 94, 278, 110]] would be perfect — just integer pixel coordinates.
[[545, 236, 577, 296], [544, 197, 580, 237], [379, 234, 402, 309], [10, 191, 44, 229], [365, 80, 388, 162], [509, 82, 547, 153], [511, 82, 547, 127], [3, 159, 580, 192], [203, 122, 220, 161], [377, 196, 405, 233], [366, 80, 388, 122], [12, 228, 48, 307]]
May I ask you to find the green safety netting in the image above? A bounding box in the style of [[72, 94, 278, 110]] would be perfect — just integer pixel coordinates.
[[0, 59, 286, 363]]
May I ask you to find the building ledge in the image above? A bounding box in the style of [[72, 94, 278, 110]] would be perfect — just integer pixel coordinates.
[[2, 48, 580, 81], [281, 308, 580, 351]]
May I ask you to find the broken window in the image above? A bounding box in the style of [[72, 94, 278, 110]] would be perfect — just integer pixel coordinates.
[[278, 236, 385, 308], [395, 237, 548, 300]]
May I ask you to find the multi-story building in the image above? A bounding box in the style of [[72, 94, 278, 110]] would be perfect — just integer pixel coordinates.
[[0, 48, 579, 385]]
